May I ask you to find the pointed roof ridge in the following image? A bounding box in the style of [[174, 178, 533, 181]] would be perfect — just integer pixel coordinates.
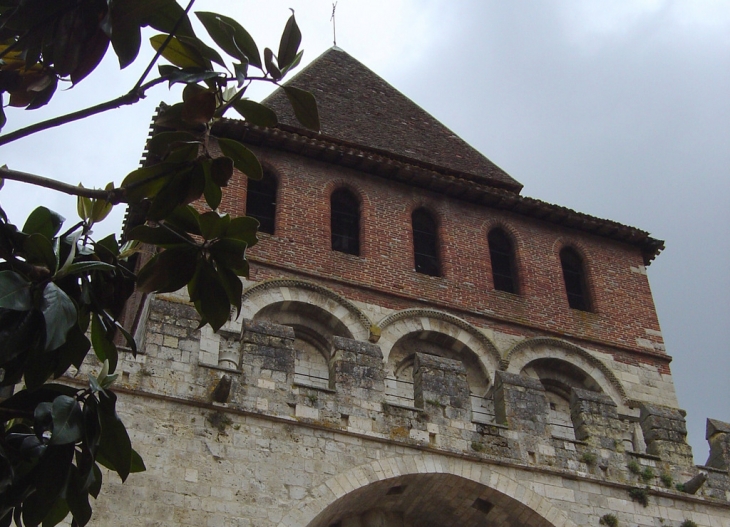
[[262, 47, 522, 192]]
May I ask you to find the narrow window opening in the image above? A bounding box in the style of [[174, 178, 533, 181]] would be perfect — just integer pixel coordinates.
[[488, 228, 517, 293], [331, 189, 360, 255], [245, 170, 277, 234], [560, 247, 590, 311], [412, 208, 440, 276]]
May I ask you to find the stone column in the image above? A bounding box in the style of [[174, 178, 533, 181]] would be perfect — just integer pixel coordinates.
[[414, 353, 471, 422], [494, 371, 549, 436], [570, 388, 623, 449], [705, 418, 730, 470], [239, 319, 295, 385], [331, 336, 385, 398], [639, 403, 694, 465]]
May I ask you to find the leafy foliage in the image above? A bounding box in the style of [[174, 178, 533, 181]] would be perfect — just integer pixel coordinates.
[[0, 2, 320, 526]]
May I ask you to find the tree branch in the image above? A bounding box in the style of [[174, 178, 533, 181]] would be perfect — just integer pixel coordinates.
[[0, 167, 125, 203]]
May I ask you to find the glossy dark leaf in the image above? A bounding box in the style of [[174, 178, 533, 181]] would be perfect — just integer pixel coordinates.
[[210, 156, 234, 187], [147, 165, 204, 221], [0, 309, 43, 378], [57, 261, 115, 278], [181, 84, 216, 125], [209, 238, 247, 274], [177, 35, 226, 68], [90, 186, 114, 223], [146, 131, 197, 160], [136, 246, 198, 294], [40, 283, 76, 352], [94, 234, 120, 258], [143, 0, 195, 38], [0, 271, 31, 311], [53, 324, 90, 377], [49, 395, 83, 445], [283, 86, 320, 131], [217, 265, 242, 316], [195, 12, 261, 68], [65, 466, 91, 527], [232, 100, 278, 127], [70, 27, 110, 85], [263, 47, 282, 81], [40, 497, 69, 527], [277, 12, 301, 71], [26, 74, 58, 110], [88, 464, 102, 499], [150, 34, 208, 69], [23, 233, 56, 272], [127, 225, 192, 247], [130, 449, 146, 473], [113, 320, 137, 356], [233, 61, 248, 87], [22, 207, 64, 239], [226, 216, 259, 247], [97, 391, 132, 482], [158, 65, 220, 87], [217, 138, 262, 180], [120, 163, 175, 202], [162, 142, 199, 164], [280, 49, 303, 76], [197, 212, 229, 241], [203, 169, 222, 210], [110, 21, 141, 69], [22, 444, 74, 527], [34, 401, 53, 439], [110, 0, 179, 68], [190, 262, 230, 332], [91, 313, 117, 374], [163, 205, 201, 236]]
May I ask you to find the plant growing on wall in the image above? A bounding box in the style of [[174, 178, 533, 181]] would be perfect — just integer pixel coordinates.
[[0, 1, 319, 526]]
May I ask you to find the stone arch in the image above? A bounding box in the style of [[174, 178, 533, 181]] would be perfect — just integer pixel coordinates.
[[378, 309, 501, 372], [241, 279, 372, 342], [276, 454, 578, 527], [504, 337, 628, 409]]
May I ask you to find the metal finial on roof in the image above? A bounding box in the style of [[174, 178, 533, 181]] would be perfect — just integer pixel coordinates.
[[330, 2, 338, 46]]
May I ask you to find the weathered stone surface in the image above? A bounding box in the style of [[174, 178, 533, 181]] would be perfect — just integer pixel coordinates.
[[494, 371, 549, 437], [705, 418, 730, 470], [414, 353, 471, 422]]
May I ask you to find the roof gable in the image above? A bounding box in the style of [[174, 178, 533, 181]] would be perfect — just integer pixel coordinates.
[[262, 47, 522, 193]]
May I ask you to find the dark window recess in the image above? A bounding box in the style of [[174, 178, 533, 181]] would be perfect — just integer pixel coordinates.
[[560, 248, 590, 311], [412, 208, 440, 276], [331, 189, 360, 255], [488, 229, 517, 293], [245, 172, 277, 234]]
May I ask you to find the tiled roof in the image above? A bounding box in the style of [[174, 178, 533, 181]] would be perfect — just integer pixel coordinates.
[[262, 47, 523, 193]]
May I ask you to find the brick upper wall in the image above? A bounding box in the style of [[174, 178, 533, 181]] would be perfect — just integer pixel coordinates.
[[214, 145, 666, 361]]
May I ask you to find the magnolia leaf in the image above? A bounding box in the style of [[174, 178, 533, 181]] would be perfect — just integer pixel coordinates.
[[91, 313, 117, 374], [263, 47, 282, 81], [49, 395, 83, 445], [231, 99, 278, 127], [23, 206, 65, 239], [283, 86, 320, 131], [217, 138, 262, 180], [24, 233, 57, 272], [41, 283, 77, 352], [278, 11, 301, 71], [149, 34, 207, 69], [195, 12, 261, 68], [97, 391, 132, 482], [0, 270, 31, 311]]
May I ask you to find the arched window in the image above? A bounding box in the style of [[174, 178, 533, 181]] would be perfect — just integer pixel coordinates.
[[488, 228, 518, 293], [412, 208, 440, 276], [560, 247, 590, 311], [245, 170, 277, 234], [330, 188, 360, 255]]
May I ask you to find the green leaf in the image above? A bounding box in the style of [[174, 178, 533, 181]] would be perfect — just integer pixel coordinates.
[[209, 156, 234, 187], [91, 313, 117, 374], [232, 100, 278, 127], [88, 464, 102, 498], [195, 12, 261, 68], [158, 65, 221, 87], [226, 216, 259, 247], [203, 169, 222, 210], [281, 49, 303, 76], [209, 238, 248, 274], [65, 466, 92, 527], [23, 445, 74, 525], [198, 212, 229, 241], [278, 11, 301, 71], [77, 193, 92, 221], [164, 205, 201, 236], [0, 270, 31, 310], [90, 184, 114, 223], [23, 233, 57, 272], [146, 131, 197, 159], [143, 0, 195, 38], [190, 262, 230, 332], [56, 261, 116, 278], [53, 324, 91, 377], [113, 320, 137, 356], [149, 34, 208, 69], [128, 224, 193, 247], [41, 283, 77, 352], [130, 449, 146, 473], [177, 35, 226, 68], [217, 138, 263, 180], [120, 163, 175, 202], [49, 395, 83, 445], [217, 265, 243, 316], [263, 47, 282, 81], [95, 234, 120, 258], [136, 246, 198, 294], [97, 391, 132, 482], [284, 86, 321, 131], [22, 206, 64, 239], [147, 165, 204, 221], [41, 498, 70, 527]]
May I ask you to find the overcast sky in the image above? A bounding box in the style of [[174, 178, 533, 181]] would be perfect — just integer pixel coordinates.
[[1, 0, 727, 461]]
